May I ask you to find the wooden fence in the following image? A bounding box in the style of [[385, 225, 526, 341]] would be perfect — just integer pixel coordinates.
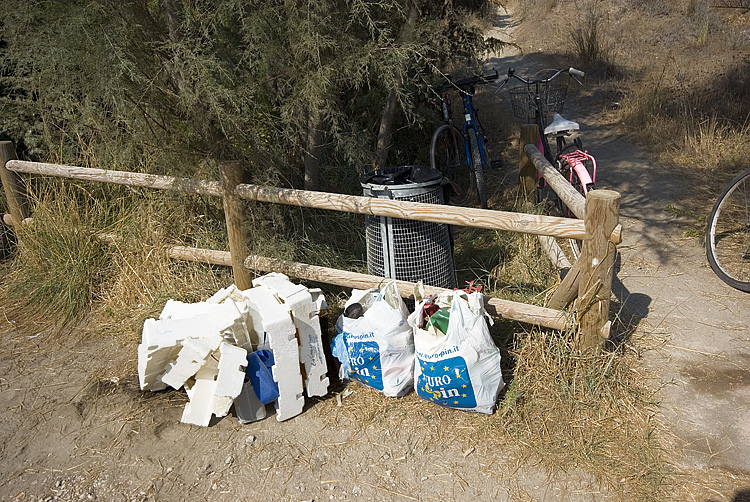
[[0, 137, 620, 351]]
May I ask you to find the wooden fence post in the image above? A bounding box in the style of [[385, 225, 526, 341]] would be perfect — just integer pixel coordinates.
[[220, 160, 252, 290], [577, 189, 620, 351], [0, 141, 29, 225], [519, 125, 538, 204]]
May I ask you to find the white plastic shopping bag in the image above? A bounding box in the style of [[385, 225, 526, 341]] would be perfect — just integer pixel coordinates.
[[331, 281, 414, 397], [408, 288, 505, 414]]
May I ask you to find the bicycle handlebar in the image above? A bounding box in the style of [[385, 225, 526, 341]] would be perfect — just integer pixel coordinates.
[[495, 66, 586, 89], [437, 69, 500, 94]]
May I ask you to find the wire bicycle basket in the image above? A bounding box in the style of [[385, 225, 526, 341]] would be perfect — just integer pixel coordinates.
[[509, 83, 567, 123]]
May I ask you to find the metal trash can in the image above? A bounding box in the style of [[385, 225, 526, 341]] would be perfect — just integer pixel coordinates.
[[361, 165, 457, 289]]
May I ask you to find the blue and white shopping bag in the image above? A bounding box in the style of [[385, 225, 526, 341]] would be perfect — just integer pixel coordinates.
[[332, 281, 414, 397], [409, 289, 505, 414]]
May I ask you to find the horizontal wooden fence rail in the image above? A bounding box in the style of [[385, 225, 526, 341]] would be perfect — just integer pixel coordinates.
[[6, 159, 594, 241], [166, 246, 570, 331], [3, 151, 622, 348]]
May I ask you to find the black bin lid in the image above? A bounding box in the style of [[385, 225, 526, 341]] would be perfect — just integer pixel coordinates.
[[360, 165, 443, 187]]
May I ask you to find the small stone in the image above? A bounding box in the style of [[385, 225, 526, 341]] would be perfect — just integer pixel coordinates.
[[225, 455, 234, 465]]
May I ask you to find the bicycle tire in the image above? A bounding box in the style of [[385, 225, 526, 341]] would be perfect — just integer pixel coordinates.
[[430, 123, 473, 206], [706, 168, 750, 292], [467, 128, 488, 209]]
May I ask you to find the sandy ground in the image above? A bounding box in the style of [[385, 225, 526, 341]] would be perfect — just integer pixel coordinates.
[[2, 6, 750, 502]]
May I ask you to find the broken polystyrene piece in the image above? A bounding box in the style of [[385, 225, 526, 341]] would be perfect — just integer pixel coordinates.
[[308, 288, 328, 313], [206, 284, 246, 305], [234, 380, 268, 424], [181, 378, 216, 426], [160, 334, 223, 390], [214, 342, 248, 399], [181, 359, 235, 426], [138, 317, 197, 391], [159, 300, 249, 347], [252, 272, 330, 398], [204, 287, 256, 350], [242, 285, 304, 421]]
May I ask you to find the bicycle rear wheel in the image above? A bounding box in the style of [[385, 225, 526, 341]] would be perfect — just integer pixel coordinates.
[[430, 123, 473, 206], [706, 168, 750, 292], [467, 128, 488, 209]]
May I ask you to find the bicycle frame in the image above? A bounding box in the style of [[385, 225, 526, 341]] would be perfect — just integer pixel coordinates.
[[459, 90, 487, 169], [559, 150, 596, 194]]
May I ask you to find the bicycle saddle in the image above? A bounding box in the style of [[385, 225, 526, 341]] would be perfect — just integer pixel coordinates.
[[544, 113, 579, 136]]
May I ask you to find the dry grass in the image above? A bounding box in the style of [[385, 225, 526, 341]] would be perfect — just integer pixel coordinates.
[[311, 321, 674, 500]]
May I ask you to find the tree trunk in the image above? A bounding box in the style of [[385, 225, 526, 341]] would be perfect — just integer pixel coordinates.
[[372, 1, 420, 171], [304, 109, 323, 191]]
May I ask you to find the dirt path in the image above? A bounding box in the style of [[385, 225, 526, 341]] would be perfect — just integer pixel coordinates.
[[485, 5, 750, 485]]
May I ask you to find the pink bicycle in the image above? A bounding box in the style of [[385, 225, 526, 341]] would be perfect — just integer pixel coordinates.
[[497, 66, 597, 259]]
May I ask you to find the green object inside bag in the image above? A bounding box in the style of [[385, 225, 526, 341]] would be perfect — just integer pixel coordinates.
[[426, 308, 450, 335]]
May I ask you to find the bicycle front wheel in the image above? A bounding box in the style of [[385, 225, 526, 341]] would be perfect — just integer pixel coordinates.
[[706, 168, 750, 292], [467, 128, 488, 209], [430, 123, 473, 206]]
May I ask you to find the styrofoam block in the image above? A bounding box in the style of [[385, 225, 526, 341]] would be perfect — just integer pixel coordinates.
[[223, 317, 253, 351], [253, 273, 329, 398], [206, 287, 255, 347], [138, 342, 168, 391], [207, 284, 246, 305], [160, 335, 223, 390], [242, 285, 304, 421], [181, 358, 233, 425], [234, 380, 267, 424], [212, 395, 234, 418], [159, 301, 243, 336], [160, 300, 218, 320], [215, 342, 247, 398], [181, 378, 216, 426], [309, 288, 328, 312], [138, 318, 188, 391]]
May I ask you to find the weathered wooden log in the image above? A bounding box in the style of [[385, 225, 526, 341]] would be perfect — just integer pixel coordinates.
[[6, 160, 222, 196], [538, 235, 572, 271], [577, 190, 620, 351], [234, 183, 587, 240], [7, 160, 588, 240], [0, 142, 29, 224], [220, 161, 251, 290], [519, 125, 539, 204], [165, 245, 572, 330], [524, 143, 586, 220]]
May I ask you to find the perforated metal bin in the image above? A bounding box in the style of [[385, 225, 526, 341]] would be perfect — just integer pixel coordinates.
[[361, 165, 457, 289]]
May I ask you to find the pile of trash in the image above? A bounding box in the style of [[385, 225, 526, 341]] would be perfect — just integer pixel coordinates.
[[139, 273, 506, 424], [332, 281, 505, 414], [138, 272, 329, 426]]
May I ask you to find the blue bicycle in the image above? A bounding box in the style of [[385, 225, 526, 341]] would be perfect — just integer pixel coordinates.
[[430, 69, 498, 209]]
